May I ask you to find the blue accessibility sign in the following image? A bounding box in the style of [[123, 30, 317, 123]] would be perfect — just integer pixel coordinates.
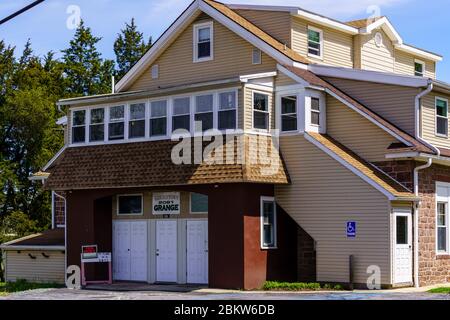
[[347, 221, 356, 238]]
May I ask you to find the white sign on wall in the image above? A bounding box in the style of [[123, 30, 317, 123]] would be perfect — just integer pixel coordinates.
[[152, 192, 180, 215]]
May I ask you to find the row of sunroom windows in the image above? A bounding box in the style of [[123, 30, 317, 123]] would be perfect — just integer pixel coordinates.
[[71, 90, 238, 144]]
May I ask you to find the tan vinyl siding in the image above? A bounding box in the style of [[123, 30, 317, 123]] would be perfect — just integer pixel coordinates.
[[243, 87, 274, 131], [275, 135, 391, 285], [129, 16, 277, 92], [360, 29, 394, 73], [324, 77, 419, 136], [394, 50, 436, 79], [327, 96, 399, 162], [5, 250, 65, 284], [291, 17, 353, 68], [275, 73, 297, 87], [421, 91, 450, 149], [234, 9, 291, 46]]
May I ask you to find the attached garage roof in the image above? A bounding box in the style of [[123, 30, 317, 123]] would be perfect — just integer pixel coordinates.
[[44, 136, 289, 190], [1, 229, 65, 250]]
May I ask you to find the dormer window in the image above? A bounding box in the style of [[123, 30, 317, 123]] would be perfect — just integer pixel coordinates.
[[72, 110, 86, 144], [436, 97, 448, 137], [307, 26, 323, 59], [305, 91, 326, 133], [109, 105, 125, 140], [415, 60, 425, 77], [193, 22, 213, 62]]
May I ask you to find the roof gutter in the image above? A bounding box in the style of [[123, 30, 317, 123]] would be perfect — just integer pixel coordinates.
[[412, 82, 439, 288]]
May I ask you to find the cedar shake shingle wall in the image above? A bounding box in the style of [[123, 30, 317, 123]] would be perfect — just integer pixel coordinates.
[[45, 135, 289, 190]]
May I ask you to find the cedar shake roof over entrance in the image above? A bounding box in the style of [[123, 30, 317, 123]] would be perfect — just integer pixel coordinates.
[[44, 135, 289, 190]]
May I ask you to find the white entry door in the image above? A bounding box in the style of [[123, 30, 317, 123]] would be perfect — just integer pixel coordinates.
[[113, 221, 148, 282], [156, 220, 178, 282], [394, 209, 413, 284], [113, 221, 131, 281], [187, 221, 208, 284]]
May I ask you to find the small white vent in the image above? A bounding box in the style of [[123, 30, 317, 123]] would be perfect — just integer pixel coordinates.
[[252, 48, 262, 65], [151, 64, 159, 79], [374, 32, 383, 47]]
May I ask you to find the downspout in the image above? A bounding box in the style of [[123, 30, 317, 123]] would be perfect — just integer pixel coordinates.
[[413, 82, 439, 288]]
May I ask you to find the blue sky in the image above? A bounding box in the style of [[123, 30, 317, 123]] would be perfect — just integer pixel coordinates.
[[1, 0, 449, 82]]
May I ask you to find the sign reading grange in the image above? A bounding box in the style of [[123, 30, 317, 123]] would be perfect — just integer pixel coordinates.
[[152, 192, 180, 215]]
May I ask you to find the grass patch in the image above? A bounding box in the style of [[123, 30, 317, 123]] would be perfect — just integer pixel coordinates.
[[428, 287, 450, 294], [262, 281, 345, 291], [0, 279, 63, 296]]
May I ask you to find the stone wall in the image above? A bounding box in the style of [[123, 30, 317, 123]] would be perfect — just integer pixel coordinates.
[[374, 160, 450, 286]]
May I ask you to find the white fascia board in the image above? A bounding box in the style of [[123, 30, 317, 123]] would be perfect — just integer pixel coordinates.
[[309, 64, 429, 88], [199, 1, 297, 67], [294, 10, 358, 34], [396, 44, 443, 62], [43, 146, 67, 172], [276, 64, 310, 87], [115, 1, 201, 92], [240, 71, 277, 82], [361, 17, 403, 44], [385, 152, 421, 159], [304, 133, 396, 200]]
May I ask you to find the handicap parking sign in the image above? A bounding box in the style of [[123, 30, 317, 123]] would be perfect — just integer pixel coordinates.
[[347, 221, 356, 238]]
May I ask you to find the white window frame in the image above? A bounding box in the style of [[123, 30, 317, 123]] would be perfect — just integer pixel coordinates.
[[193, 21, 214, 63], [414, 59, 425, 77], [435, 97, 449, 138], [260, 196, 277, 250], [108, 104, 126, 141], [71, 109, 88, 144], [116, 194, 144, 216], [67, 87, 240, 147], [436, 182, 450, 255], [89, 107, 105, 143], [172, 95, 192, 134], [128, 101, 148, 140], [307, 26, 323, 60], [252, 48, 262, 65], [189, 192, 208, 214], [252, 90, 270, 132], [280, 95, 298, 133], [194, 93, 214, 133], [305, 90, 326, 134]]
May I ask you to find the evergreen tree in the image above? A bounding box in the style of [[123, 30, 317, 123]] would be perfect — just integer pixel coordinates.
[[114, 18, 152, 79], [62, 20, 114, 96]]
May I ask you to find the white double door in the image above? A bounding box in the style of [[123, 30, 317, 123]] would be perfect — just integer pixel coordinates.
[[113, 221, 148, 282], [394, 209, 413, 284], [186, 220, 208, 284]]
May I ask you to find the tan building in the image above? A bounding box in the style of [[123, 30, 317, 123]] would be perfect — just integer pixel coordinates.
[[10, 0, 450, 289]]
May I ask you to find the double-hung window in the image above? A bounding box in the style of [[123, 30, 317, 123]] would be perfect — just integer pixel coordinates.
[[172, 97, 191, 132], [129, 103, 146, 139], [89, 108, 104, 142], [260, 197, 277, 249], [310, 97, 321, 126], [414, 60, 425, 77], [194, 22, 213, 62], [218, 91, 237, 130], [436, 98, 448, 136], [281, 96, 297, 132], [72, 110, 86, 143], [308, 27, 323, 58], [253, 92, 269, 130], [194, 94, 214, 132], [437, 202, 448, 253], [150, 100, 167, 137], [109, 105, 125, 140]]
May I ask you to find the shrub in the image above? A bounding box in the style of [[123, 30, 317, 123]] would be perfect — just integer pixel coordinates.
[[262, 281, 345, 291]]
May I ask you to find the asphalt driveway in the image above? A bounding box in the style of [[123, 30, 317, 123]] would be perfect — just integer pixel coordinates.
[[1, 288, 449, 300]]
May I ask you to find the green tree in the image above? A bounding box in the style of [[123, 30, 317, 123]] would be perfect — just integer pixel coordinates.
[[62, 20, 114, 96], [114, 18, 152, 79]]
